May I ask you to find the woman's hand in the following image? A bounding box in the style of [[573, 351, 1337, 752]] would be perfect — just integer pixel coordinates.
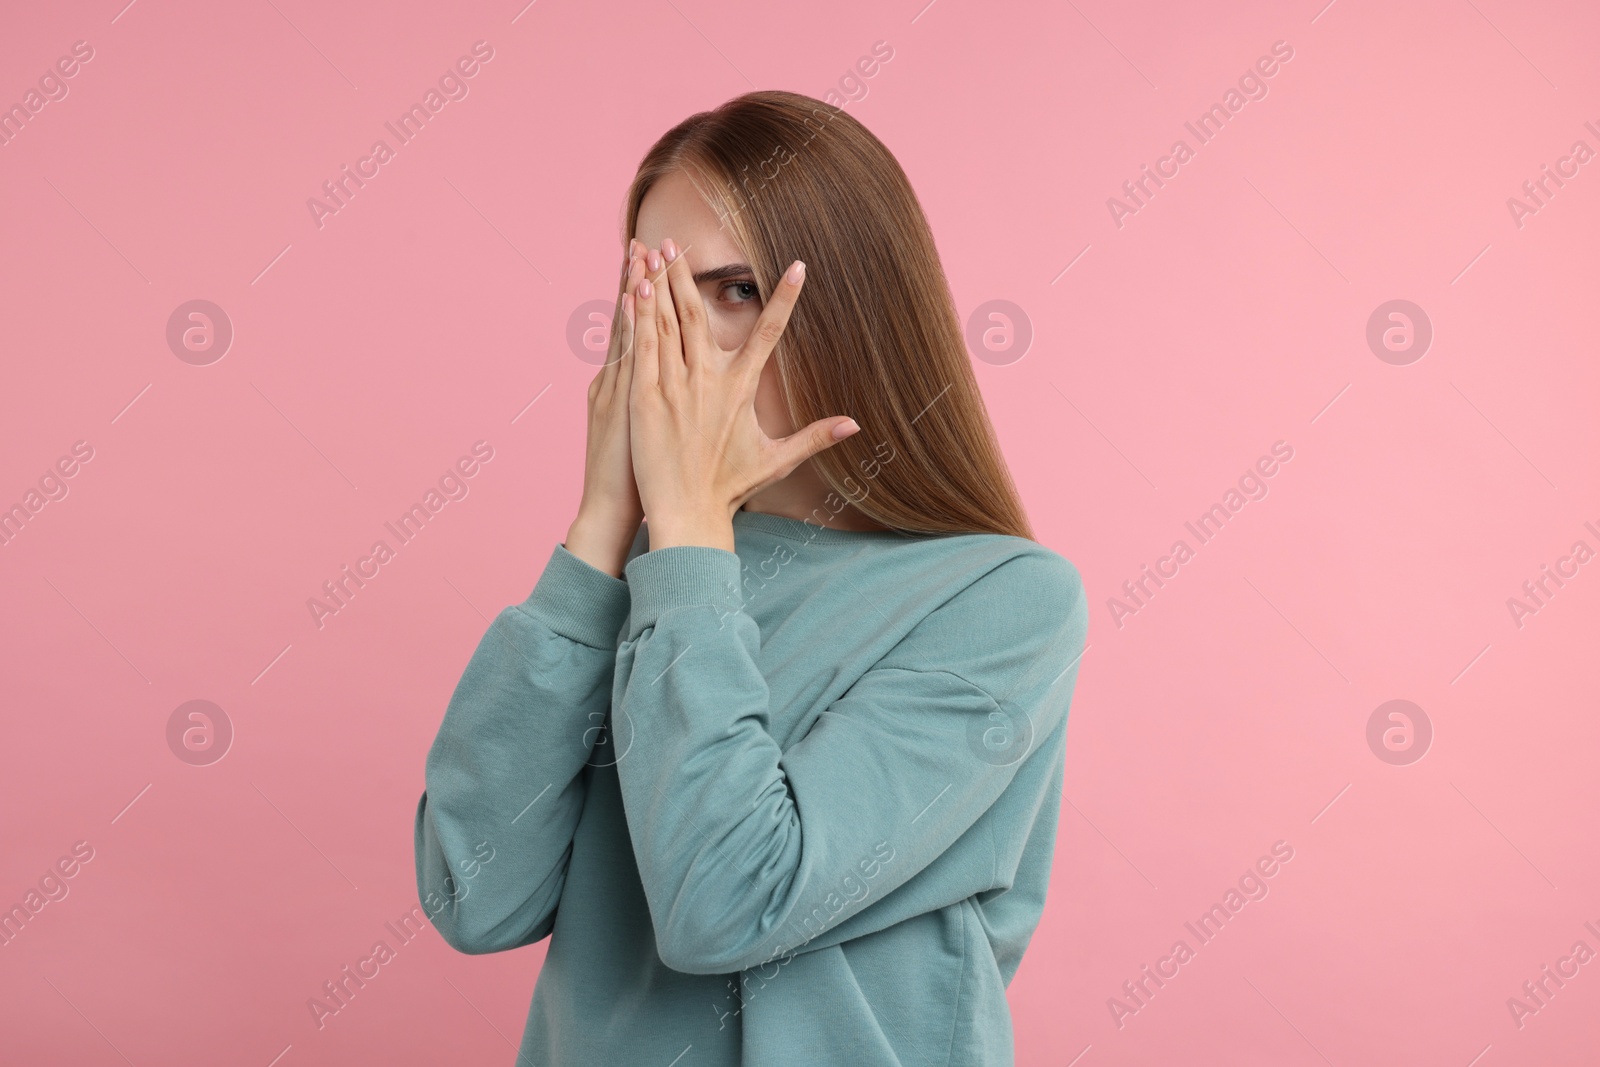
[[629, 237, 860, 552], [565, 241, 648, 577]]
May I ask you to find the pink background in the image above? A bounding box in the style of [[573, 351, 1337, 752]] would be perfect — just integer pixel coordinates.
[[2, 0, 1597, 1064]]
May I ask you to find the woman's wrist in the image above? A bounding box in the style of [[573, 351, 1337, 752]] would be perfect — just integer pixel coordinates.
[[565, 506, 642, 578], [645, 505, 735, 553]]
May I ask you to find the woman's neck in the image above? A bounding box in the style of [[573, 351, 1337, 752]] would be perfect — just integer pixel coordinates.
[[741, 459, 887, 531]]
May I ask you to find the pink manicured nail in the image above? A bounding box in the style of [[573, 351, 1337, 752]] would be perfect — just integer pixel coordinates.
[[648, 250, 663, 271], [638, 278, 653, 299], [786, 261, 806, 284], [662, 238, 678, 262], [832, 418, 858, 440]]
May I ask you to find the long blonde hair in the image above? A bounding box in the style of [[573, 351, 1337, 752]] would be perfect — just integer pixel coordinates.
[[623, 90, 1034, 540]]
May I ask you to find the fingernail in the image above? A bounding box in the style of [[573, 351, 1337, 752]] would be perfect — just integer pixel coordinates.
[[648, 250, 663, 271], [629, 256, 642, 279], [628, 239, 639, 257], [832, 418, 858, 440], [663, 238, 677, 262], [639, 278, 653, 299], [786, 261, 806, 284]]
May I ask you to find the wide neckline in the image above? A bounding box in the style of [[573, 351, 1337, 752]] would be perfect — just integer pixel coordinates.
[[732, 507, 924, 545]]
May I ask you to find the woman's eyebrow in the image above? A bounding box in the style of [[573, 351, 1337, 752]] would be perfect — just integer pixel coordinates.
[[691, 263, 755, 284]]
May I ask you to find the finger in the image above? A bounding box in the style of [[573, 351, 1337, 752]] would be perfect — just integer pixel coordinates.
[[605, 254, 643, 371], [772, 415, 860, 479], [617, 239, 638, 292], [644, 244, 685, 391], [616, 292, 637, 394], [633, 267, 660, 391], [662, 238, 711, 369], [597, 244, 629, 382], [615, 273, 637, 371], [593, 250, 631, 396], [620, 239, 645, 296], [743, 260, 805, 377]]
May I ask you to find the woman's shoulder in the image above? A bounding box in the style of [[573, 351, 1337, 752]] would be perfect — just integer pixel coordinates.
[[867, 532, 1088, 703], [903, 530, 1084, 607], [878, 532, 1087, 650]]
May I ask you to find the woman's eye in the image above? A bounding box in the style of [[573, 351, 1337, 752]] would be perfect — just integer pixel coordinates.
[[719, 280, 760, 305]]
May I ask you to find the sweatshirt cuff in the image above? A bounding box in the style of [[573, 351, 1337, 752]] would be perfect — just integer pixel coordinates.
[[514, 543, 632, 648], [623, 546, 744, 640]]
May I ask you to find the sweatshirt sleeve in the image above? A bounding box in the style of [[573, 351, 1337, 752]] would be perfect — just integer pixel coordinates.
[[611, 543, 1089, 976], [414, 541, 633, 954]]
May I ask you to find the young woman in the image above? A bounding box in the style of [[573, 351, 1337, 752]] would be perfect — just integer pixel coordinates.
[[414, 90, 1089, 1066]]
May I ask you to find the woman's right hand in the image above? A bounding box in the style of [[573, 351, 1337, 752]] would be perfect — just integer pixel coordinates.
[[565, 241, 649, 577]]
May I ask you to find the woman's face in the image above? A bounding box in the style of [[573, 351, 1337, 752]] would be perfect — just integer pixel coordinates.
[[633, 169, 793, 439]]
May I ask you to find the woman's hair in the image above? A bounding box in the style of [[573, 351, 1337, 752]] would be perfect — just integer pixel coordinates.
[[623, 90, 1034, 541]]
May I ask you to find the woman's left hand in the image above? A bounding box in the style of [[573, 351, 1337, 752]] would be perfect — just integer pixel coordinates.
[[629, 238, 860, 552]]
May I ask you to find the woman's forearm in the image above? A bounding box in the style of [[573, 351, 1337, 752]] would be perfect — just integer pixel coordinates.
[[415, 542, 631, 953], [566, 508, 644, 578]]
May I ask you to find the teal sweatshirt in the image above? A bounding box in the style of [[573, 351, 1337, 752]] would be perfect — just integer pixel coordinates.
[[414, 508, 1089, 1065]]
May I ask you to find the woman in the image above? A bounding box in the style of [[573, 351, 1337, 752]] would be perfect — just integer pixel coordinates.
[[414, 90, 1089, 1066]]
